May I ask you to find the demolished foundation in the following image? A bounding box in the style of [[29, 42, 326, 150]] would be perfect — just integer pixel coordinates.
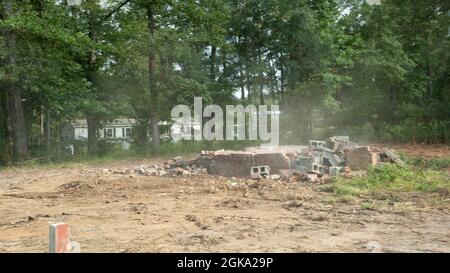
[[194, 146, 306, 177], [190, 137, 404, 181], [113, 137, 405, 183]]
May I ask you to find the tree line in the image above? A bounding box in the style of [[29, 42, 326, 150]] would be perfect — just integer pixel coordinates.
[[0, 0, 449, 164]]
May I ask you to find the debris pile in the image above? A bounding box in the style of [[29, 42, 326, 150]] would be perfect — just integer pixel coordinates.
[[192, 146, 305, 177], [292, 136, 353, 177], [290, 136, 405, 180], [192, 136, 405, 182], [112, 156, 208, 177], [106, 136, 404, 184]]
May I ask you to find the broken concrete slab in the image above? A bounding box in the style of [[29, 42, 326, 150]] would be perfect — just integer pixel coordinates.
[[345, 146, 379, 170], [267, 174, 281, 180], [381, 148, 405, 166], [302, 172, 319, 182], [198, 146, 306, 178], [172, 156, 187, 167], [209, 152, 255, 177], [279, 169, 294, 180]]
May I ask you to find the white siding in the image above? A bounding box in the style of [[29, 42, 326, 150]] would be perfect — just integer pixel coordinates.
[[72, 125, 133, 140], [115, 127, 123, 138], [74, 128, 88, 140]]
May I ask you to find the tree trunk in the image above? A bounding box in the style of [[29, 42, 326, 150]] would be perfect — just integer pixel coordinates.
[[279, 53, 285, 103], [259, 84, 265, 105], [3, 0, 29, 162], [240, 63, 246, 103], [86, 113, 98, 154], [135, 118, 149, 147], [147, 3, 160, 152], [258, 55, 264, 105], [246, 71, 252, 104], [210, 45, 216, 80], [44, 106, 51, 156], [1, 91, 12, 165], [86, 9, 99, 155]]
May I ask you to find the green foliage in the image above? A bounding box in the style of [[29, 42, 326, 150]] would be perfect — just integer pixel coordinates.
[[327, 0, 450, 144], [321, 163, 450, 198], [409, 156, 450, 171], [1, 0, 449, 164]]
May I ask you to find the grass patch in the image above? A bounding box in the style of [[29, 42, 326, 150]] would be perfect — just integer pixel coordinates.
[[2, 140, 258, 170], [13, 149, 143, 170], [408, 156, 450, 171], [321, 163, 450, 199]]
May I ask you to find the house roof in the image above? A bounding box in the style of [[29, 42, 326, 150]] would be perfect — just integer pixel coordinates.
[[71, 119, 136, 128], [70, 118, 198, 128]]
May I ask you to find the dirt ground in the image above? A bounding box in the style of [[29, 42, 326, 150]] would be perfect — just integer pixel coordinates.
[[374, 143, 450, 159], [0, 146, 449, 253]]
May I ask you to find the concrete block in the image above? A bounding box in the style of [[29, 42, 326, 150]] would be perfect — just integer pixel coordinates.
[[322, 152, 338, 167], [312, 154, 323, 164], [293, 157, 313, 172], [309, 140, 327, 149], [250, 165, 270, 179], [312, 163, 325, 174], [254, 152, 290, 173], [333, 154, 345, 165], [329, 166, 343, 176], [327, 136, 349, 149]]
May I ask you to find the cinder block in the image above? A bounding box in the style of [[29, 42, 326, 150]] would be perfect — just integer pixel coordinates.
[[309, 140, 327, 149], [312, 163, 325, 174], [250, 165, 270, 179], [293, 157, 313, 172], [312, 155, 323, 164], [322, 152, 338, 166], [329, 166, 343, 176], [254, 152, 290, 173], [327, 136, 350, 151]]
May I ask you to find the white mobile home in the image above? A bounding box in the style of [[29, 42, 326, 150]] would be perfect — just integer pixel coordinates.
[[62, 119, 136, 142]]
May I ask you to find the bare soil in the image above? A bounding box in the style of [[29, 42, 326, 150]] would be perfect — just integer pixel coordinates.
[[0, 146, 449, 253], [374, 143, 450, 159]]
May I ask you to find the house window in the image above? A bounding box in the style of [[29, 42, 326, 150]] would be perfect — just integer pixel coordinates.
[[125, 127, 132, 138], [122, 127, 132, 138], [104, 128, 114, 138]]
